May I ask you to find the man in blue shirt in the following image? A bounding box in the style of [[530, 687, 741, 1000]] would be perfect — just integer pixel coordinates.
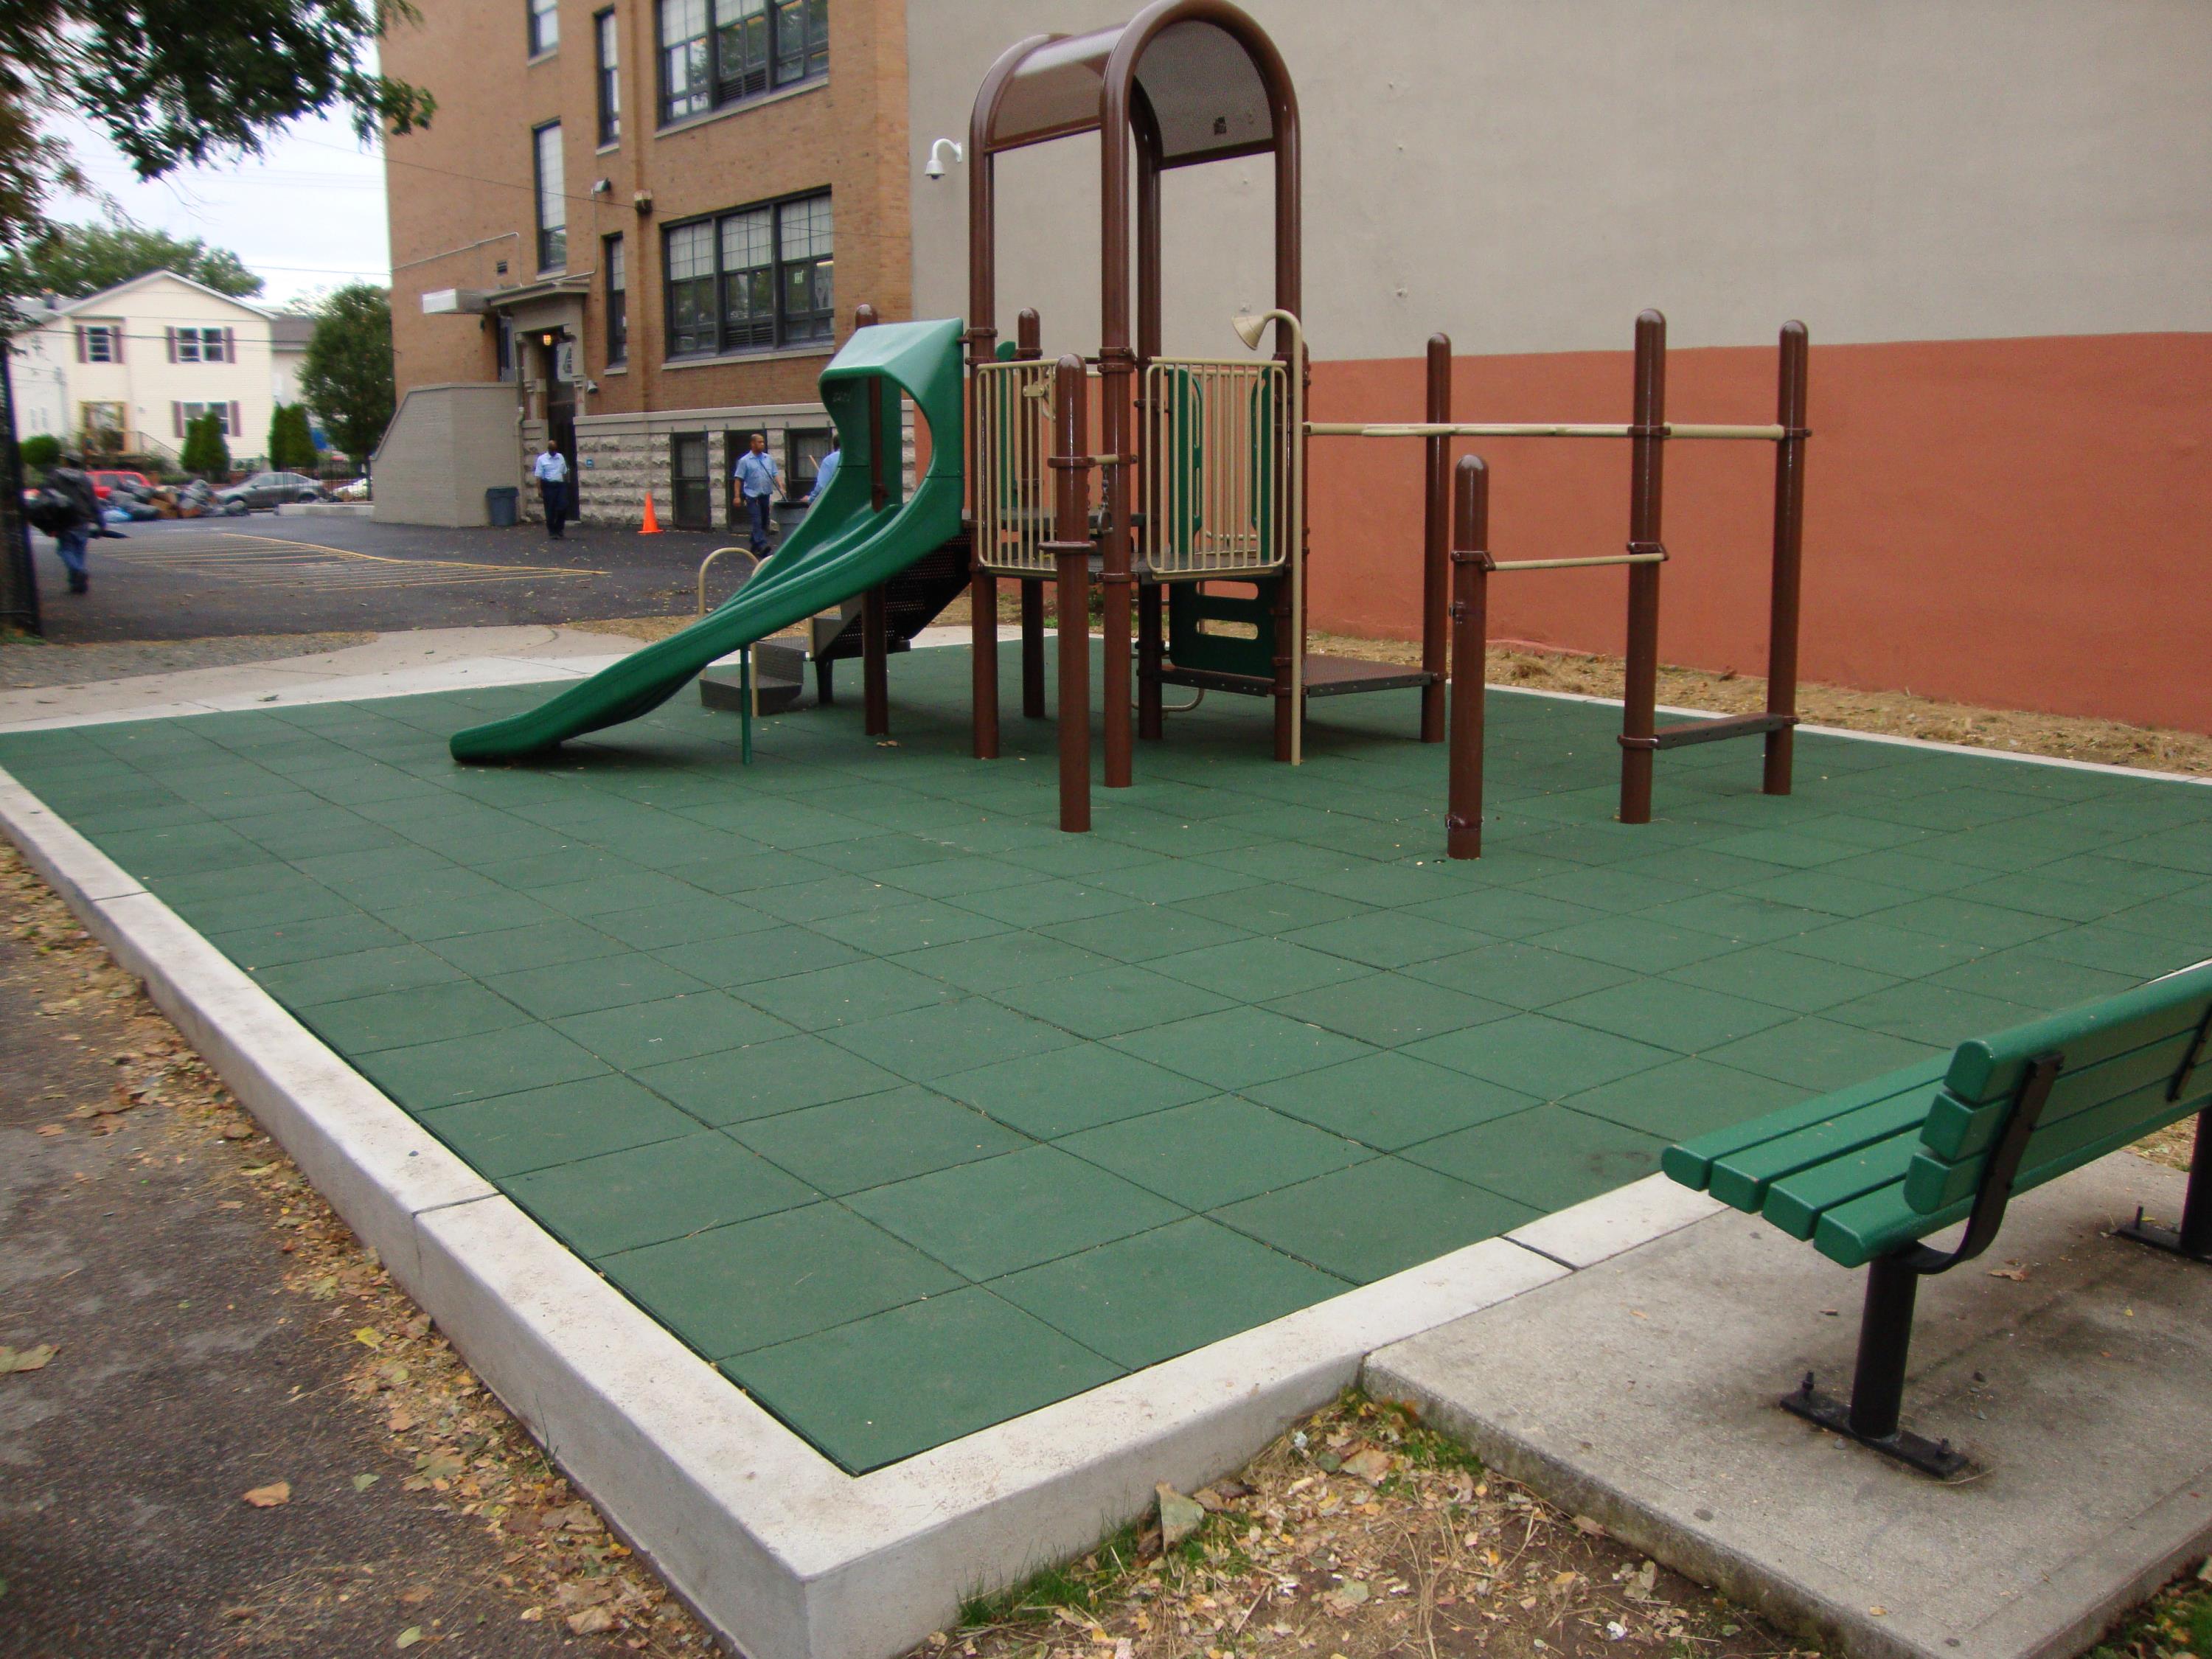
[[732, 432, 781, 553], [807, 437, 840, 504], [532, 439, 571, 538]]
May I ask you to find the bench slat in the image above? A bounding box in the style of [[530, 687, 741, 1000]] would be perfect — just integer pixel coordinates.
[[1708, 1093, 1931, 1216], [1944, 962, 2212, 1104], [1659, 1057, 1944, 1192], [1921, 1020, 2211, 1163], [1905, 1070, 2206, 1211], [1763, 1127, 1921, 1239]]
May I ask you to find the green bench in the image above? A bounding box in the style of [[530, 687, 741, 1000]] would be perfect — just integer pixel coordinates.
[[1664, 959, 2212, 1476]]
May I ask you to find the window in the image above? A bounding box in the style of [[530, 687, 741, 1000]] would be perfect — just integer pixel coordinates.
[[604, 235, 627, 364], [786, 426, 832, 495], [169, 326, 232, 364], [671, 432, 712, 530], [662, 192, 831, 359], [529, 0, 558, 55], [495, 316, 517, 382], [177, 400, 239, 436], [533, 122, 568, 271], [77, 324, 119, 363], [656, 0, 824, 124], [595, 9, 621, 144]]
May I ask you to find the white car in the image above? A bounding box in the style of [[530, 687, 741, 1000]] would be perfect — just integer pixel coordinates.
[[332, 477, 371, 502]]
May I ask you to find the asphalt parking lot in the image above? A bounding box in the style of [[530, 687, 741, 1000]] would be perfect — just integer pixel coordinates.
[[21, 512, 750, 644]]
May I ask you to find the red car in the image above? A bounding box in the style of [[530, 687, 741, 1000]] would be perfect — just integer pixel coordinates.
[[88, 468, 155, 499]]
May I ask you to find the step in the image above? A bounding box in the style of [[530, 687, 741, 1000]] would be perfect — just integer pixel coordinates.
[[698, 664, 804, 716]]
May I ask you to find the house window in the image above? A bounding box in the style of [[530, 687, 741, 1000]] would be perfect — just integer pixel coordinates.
[[657, 0, 824, 124], [605, 234, 627, 364], [661, 191, 831, 360], [178, 400, 238, 437], [170, 326, 231, 364], [495, 316, 517, 382], [77, 324, 122, 363], [786, 426, 832, 497], [533, 122, 567, 271], [529, 0, 558, 55], [595, 9, 621, 144]]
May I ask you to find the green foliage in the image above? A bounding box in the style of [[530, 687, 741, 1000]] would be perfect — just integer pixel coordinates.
[[268, 402, 319, 471], [0, 1, 434, 261], [179, 411, 230, 479], [956, 1521, 1147, 1630], [18, 434, 58, 473], [299, 285, 394, 462], [1, 219, 262, 301]]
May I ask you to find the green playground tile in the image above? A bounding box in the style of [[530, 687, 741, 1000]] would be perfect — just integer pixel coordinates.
[[1516, 867, 1703, 916], [1398, 888, 1606, 941], [1060, 1096, 1371, 1211], [588, 895, 779, 951], [1943, 873, 2133, 926], [354, 1023, 610, 1112], [473, 847, 625, 890], [511, 1132, 818, 1257], [603, 1202, 959, 1359], [1792, 814, 1933, 852], [1774, 918, 1986, 979], [875, 856, 1048, 901], [553, 992, 794, 1069], [992, 1217, 1347, 1370], [1703, 1016, 1944, 1093], [1000, 836, 1160, 878], [1040, 905, 1253, 964], [1821, 982, 2045, 1048], [429, 918, 627, 977], [635, 1032, 904, 1125], [1108, 1006, 1374, 1092], [482, 953, 711, 1021], [848, 1144, 1185, 1280], [650, 927, 861, 989], [1180, 883, 1370, 936], [1812, 849, 1984, 895], [1213, 1158, 1538, 1284], [1405, 1103, 1666, 1212], [807, 898, 1011, 956], [1295, 860, 1467, 910], [1534, 915, 1745, 975], [1406, 1011, 1672, 1099], [1102, 819, 1270, 862], [741, 958, 958, 1031], [1702, 829, 1858, 869], [1263, 972, 1510, 1048], [990, 963, 1234, 1040], [1281, 911, 1486, 971], [825, 996, 1076, 1081], [724, 1288, 1119, 1474], [1561, 1057, 1809, 1141], [730, 1088, 1026, 1195], [377, 885, 563, 942], [1547, 979, 1791, 1054], [1087, 858, 1265, 905], [531, 871, 712, 920], [2035, 853, 2206, 903], [1643, 891, 1830, 946], [301, 981, 531, 1054], [254, 944, 468, 1009], [1406, 942, 1631, 1010], [745, 874, 908, 925], [936, 1045, 1213, 1138], [947, 878, 1135, 929], [156, 872, 361, 931], [1197, 841, 1362, 883], [803, 835, 958, 876], [1924, 947, 2138, 1008], [1877, 894, 2067, 952], [1149, 936, 1371, 1002], [1248, 1050, 1535, 1150], [206, 911, 408, 971], [418, 1074, 698, 1178], [1736, 869, 1920, 917], [889, 931, 1110, 995], [1662, 945, 1896, 1015]]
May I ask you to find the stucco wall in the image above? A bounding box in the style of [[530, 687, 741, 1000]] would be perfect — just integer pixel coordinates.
[[372, 383, 527, 527]]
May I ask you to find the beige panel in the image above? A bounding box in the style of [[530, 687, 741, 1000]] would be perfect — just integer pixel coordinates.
[[372, 383, 524, 528], [908, 0, 2212, 356]]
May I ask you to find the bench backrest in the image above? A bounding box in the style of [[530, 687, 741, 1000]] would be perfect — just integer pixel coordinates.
[[1905, 959, 2212, 1214]]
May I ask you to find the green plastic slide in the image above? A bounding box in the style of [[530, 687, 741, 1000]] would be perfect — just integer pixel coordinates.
[[449, 317, 966, 762]]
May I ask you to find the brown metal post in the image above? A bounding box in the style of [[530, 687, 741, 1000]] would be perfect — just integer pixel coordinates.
[[965, 103, 1004, 762], [1447, 456, 1489, 860], [1135, 107, 1166, 742], [1764, 321, 1810, 795], [1617, 310, 1667, 824], [1137, 586, 1164, 739], [1047, 354, 1093, 832], [1015, 309, 1046, 720], [863, 372, 889, 736], [1422, 334, 1453, 743]]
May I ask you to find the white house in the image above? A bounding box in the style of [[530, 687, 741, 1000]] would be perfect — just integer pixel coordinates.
[[8, 271, 310, 467]]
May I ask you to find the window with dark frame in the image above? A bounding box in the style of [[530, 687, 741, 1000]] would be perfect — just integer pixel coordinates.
[[495, 316, 517, 381], [533, 122, 568, 271], [80, 324, 118, 363], [670, 432, 712, 530], [604, 234, 627, 364], [785, 427, 832, 499], [529, 0, 559, 55], [655, 0, 824, 125], [595, 8, 621, 144], [661, 192, 830, 361]]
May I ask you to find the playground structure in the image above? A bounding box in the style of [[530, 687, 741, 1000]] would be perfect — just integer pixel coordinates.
[[448, 0, 1812, 862]]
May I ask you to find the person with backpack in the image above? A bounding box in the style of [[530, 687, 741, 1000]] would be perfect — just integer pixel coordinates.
[[42, 452, 101, 594]]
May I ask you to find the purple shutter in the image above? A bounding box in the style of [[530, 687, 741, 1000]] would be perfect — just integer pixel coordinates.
[[166, 327, 177, 363], [173, 403, 183, 438], [111, 325, 122, 364], [229, 401, 241, 437], [75, 327, 86, 364], [223, 327, 236, 362]]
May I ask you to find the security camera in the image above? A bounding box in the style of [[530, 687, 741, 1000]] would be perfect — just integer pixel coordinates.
[[925, 138, 964, 180]]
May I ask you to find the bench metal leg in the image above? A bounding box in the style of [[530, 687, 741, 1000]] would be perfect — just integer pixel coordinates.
[[2119, 1105, 2212, 1262], [1781, 1252, 1969, 1479]]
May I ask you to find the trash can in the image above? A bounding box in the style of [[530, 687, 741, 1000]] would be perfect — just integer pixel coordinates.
[[485, 486, 519, 528]]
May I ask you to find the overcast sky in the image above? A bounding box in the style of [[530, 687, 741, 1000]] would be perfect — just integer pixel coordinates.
[[43, 109, 391, 308]]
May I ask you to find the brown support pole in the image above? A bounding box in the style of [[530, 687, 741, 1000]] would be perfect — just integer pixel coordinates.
[[1015, 309, 1046, 720], [1422, 333, 1453, 743], [1618, 310, 1667, 824], [967, 136, 1001, 762], [1047, 354, 1093, 833], [1135, 107, 1166, 744], [1447, 456, 1490, 860], [1137, 586, 1164, 739], [863, 371, 889, 736], [1764, 321, 1810, 796]]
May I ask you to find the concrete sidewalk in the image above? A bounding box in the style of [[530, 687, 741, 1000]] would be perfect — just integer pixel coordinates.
[[1368, 1152, 2212, 1659]]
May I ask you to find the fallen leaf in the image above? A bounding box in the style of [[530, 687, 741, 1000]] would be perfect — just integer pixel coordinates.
[[243, 1482, 291, 1508], [566, 1606, 617, 1635], [0, 1344, 57, 1374], [1156, 1482, 1206, 1548], [352, 1473, 380, 1492], [395, 1627, 422, 1648], [518, 1607, 544, 1622], [1869, 1606, 1889, 1617], [1987, 1266, 2028, 1282], [417, 1450, 465, 1482], [35, 1124, 64, 1137], [352, 1327, 384, 1349], [1341, 1447, 1393, 1483], [1571, 1514, 1607, 1538]]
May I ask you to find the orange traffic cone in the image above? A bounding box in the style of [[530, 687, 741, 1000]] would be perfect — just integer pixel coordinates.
[[639, 490, 663, 535]]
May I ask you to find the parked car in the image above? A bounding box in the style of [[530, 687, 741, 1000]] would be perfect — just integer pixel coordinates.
[[331, 477, 371, 502], [88, 468, 156, 500], [217, 470, 327, 513]]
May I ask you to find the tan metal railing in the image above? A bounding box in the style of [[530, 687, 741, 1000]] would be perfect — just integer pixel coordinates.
[[1141, 358, 1290, 580], [971, 358, 1058, 577]]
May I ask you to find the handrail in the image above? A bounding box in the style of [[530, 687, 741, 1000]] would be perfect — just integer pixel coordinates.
[[696, 546, 755, 616], [1307, 421, 1790, 442]]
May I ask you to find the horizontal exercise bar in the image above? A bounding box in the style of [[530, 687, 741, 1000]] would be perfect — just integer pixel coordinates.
[[1487, 552, 1666, 572], [1307, 421, 1789, 442]]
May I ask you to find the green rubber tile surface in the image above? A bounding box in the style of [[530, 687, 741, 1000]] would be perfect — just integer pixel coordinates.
[[4, 642, 2205, 1471]]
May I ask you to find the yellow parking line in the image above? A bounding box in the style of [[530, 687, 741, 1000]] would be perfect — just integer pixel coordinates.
[[219, 532, 605, 577]]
